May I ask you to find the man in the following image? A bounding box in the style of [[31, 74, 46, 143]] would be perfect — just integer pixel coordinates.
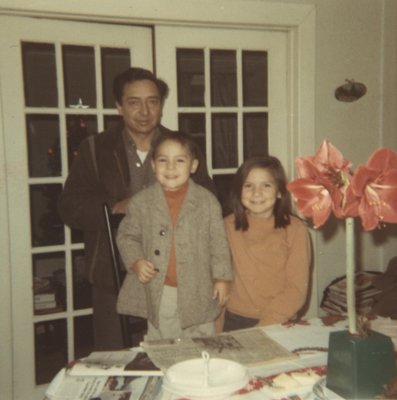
[[58, 67, 215, 350]]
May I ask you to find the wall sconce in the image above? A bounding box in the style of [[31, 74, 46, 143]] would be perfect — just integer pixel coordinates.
[[335, 79, 367, 102]]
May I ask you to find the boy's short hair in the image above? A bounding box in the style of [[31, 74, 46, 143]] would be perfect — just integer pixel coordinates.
[[113, 67, 169, 104], [152, 131, 199, 160]]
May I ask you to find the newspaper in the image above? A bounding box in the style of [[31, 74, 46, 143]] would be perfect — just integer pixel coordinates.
[[141, 328, 297, 370], [44, 369, 162, 400]]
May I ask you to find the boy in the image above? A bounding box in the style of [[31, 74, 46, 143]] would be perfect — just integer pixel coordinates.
[[117, 131, 233, 340]]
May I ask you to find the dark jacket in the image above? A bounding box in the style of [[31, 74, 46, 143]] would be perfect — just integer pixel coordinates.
[[58, 123, 216, 293]]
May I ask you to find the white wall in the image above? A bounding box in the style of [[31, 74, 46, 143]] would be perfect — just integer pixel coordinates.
[[250, 0, 397, 304], [0, 0, 396, 312], [312, 0, 397, 303], [381, 0, 397, 275]]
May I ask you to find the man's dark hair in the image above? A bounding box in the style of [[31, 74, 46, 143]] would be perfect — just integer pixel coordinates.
[[152, 131, 199, 161], [113, 67, 169, 104]]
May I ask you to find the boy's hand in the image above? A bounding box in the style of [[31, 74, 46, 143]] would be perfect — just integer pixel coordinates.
[[130, 259, 158, 283], [213, 281, 230, 307], [112, 197, 131, 214]]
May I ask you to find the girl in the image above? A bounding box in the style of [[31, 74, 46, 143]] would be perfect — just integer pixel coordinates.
[[223, 156, 311, 331]]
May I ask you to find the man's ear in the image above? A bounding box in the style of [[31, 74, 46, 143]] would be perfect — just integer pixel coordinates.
[[190, 159, 199, 174], [115, 101, 122, 114]]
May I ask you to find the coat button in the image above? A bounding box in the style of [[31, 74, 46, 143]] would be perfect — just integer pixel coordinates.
[[159, 230, 166, 236], [154, 249, 160, 256]]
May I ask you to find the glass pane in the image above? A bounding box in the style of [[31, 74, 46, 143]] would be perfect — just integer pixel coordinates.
[[101, 47, 131, 108], [33, 252, 66, 315], [212, 113, 237, 168], [104, 115, 123, 132], [243, 113, 268, 159], [66, 115, 97, 169], [210, 50, 237, 107], [72, 250, 92, 310], [242, 51, 268, 107], [74, 315, 94, 359], [63, 45, 96, 108], [71, 229, 84, 244], [26, 114, 60, 177], [178, 113, 206, 159], [177, 49, 204, 107], [213, 174, 234, 217], [22, 42, 58, 107], [35, 319, 67, 385], [30, 184, 64, 246]]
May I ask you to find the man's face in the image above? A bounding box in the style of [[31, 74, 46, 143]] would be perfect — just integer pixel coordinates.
[[116, 79, 163, 137]]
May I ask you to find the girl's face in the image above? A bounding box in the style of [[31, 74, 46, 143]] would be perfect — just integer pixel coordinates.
[[241, 167, 280, 218], [151, 139, 198, 191]]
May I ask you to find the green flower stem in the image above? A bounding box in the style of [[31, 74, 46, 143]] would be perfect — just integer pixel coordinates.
[[346, 217, 357, 334]]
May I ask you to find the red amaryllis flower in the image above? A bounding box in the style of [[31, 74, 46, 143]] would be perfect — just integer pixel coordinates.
[[287, 159, 333, 228], [288, 140, 357, 228], [308, 139, 352, 176], [350, 148, 397, 231]]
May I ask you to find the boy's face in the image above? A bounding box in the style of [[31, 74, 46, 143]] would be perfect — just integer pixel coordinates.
[[151, 139, 198, 191]]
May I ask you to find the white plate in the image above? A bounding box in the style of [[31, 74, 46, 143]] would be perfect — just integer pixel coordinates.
[[313, 378, 345, 400], [162, 357, 248, 399]]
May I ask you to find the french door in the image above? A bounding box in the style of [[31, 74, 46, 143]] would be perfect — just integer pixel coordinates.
[[0, 16, 291, 400], [0, 15, 153, 399], [155, 25, 289, 212]]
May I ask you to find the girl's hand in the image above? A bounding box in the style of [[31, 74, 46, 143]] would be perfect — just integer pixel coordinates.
[[130, 259, 158, 283], [213, 281, 230, 307]]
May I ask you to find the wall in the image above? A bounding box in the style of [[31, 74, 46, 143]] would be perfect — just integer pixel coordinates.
[[0, 0, 396, 312], [313, 0, 397, 301], [260, 0, 397, 302]]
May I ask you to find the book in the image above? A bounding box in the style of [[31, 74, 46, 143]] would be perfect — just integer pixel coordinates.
[[67, 350, 163, 377], [321, 271, 382, 316], [35, 297, 57, 310]]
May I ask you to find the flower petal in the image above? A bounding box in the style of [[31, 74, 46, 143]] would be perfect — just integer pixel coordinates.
[[351, 164, 397, 230], [367, 148, 397, 171], [312, 140, 352, 173], [287, 179, 333, 228]]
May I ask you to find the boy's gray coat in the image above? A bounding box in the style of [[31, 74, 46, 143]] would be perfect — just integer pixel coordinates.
[[116, 179, 233, 329]]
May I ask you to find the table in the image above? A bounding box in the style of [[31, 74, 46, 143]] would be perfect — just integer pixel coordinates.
[[44, 317, 349, 400]]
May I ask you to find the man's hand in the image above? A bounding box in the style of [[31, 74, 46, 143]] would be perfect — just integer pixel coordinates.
[[112, 198, 131, 214], [130, 259, 159, 283], [213, 280, 230, 307]]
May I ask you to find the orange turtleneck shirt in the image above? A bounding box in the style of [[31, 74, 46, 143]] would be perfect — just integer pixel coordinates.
[[163, 182, 188, 287], [224, 213, 311, 325]]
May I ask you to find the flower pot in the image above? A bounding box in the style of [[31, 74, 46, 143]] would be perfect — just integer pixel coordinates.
[[326, 330, 396, 399]]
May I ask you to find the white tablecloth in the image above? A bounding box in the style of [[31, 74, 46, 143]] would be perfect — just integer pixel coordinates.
[[45, 317, 349, 400]]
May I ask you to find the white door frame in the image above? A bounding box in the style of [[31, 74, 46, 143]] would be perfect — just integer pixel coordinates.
[[0, 82, 13, 400]]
